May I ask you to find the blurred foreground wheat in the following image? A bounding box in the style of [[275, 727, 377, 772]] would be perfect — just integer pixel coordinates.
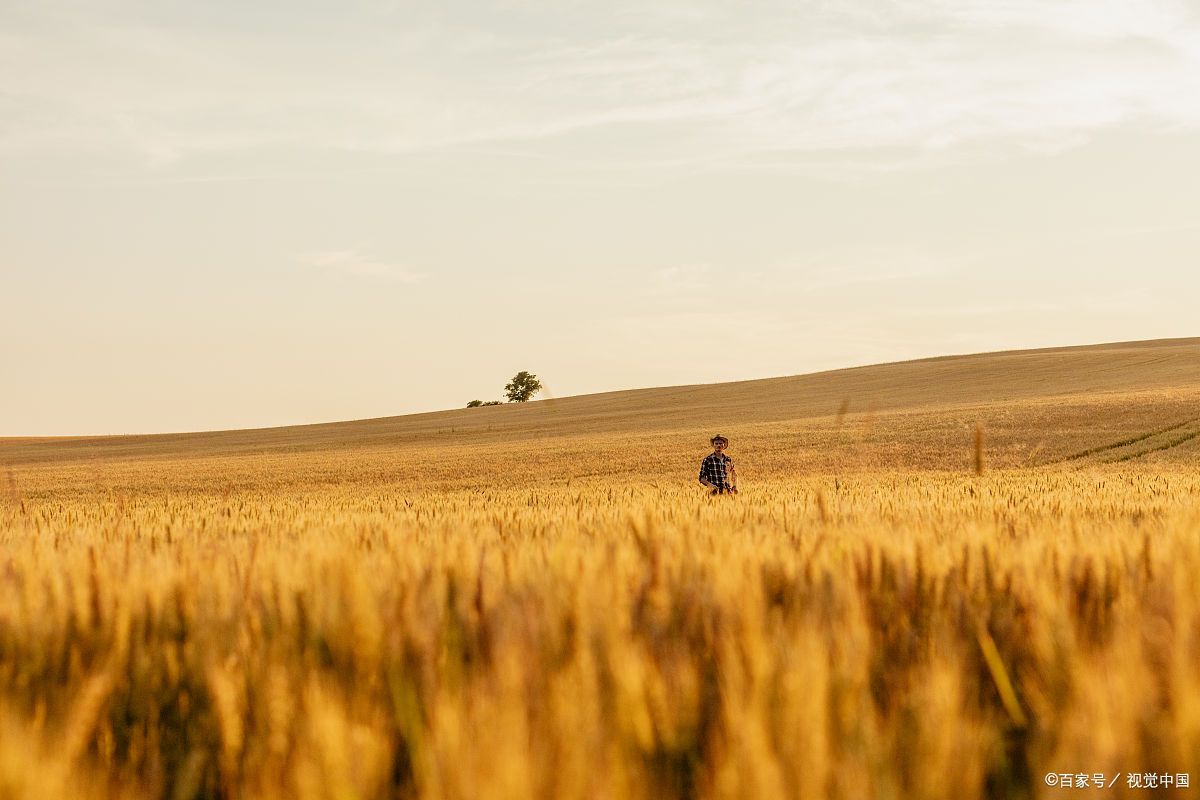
[[1, 464, 1199, 799]]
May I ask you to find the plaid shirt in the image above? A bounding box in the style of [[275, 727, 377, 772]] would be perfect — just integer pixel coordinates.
[[699, 452, 733, 488]]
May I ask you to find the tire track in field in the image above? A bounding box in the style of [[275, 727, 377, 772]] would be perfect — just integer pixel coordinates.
[[1056, 416, 1200, 464], [1104, 424, 1200, 463]]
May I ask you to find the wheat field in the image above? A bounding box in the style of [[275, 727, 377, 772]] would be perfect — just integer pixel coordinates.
[[2, 339, 1199, 799]]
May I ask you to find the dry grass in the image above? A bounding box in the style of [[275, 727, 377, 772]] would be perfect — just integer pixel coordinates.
[[1, 339, 1199, 799]]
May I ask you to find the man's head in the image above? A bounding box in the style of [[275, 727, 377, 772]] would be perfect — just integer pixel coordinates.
[[710, 434, 729, 452]]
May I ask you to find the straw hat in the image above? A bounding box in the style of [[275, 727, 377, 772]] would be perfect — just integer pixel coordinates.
[[710, 434, 729, 445]]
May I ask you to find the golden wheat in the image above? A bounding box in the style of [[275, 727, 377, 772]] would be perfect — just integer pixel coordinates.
[[1, 455, 1198, 799]]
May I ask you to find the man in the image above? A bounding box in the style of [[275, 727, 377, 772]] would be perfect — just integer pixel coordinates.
[[698, 434, 738, 495]]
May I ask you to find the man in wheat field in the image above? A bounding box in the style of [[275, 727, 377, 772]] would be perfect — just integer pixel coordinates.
[[698, 434, 738, 495]]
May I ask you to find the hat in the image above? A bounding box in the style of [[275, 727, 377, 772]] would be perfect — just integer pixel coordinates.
[[710, 434, 729, 445]]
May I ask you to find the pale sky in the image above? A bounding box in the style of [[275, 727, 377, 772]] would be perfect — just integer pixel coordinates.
[[2, 0, 1198, 435]]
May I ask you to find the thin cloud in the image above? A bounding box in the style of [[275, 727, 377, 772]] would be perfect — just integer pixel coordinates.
[[650, 265, 712, 291], [2, 1, 1199, 172], [301, 251, 426, 283]]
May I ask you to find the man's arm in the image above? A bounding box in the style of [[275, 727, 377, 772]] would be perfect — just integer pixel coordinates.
[[699, 458, 717, 488]]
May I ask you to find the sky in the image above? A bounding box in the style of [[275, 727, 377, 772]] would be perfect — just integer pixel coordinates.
[[2, 0, 1199, 435]]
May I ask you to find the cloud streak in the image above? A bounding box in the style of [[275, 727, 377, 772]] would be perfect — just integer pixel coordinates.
[[301, 251, 425, 283], [2, 0, 1198, 174]]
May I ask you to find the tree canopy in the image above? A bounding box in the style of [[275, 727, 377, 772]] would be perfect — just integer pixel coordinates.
[[504, 371, 542, 403]]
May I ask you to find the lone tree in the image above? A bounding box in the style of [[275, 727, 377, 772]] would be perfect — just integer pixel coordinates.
[[504, 371, 542, 403]]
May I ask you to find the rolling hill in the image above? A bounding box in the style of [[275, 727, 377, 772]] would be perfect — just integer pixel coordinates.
[[3, 338, 1198, 487]]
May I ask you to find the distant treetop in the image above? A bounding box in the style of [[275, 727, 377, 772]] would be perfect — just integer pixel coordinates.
[[504, 371, 542, 403]]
